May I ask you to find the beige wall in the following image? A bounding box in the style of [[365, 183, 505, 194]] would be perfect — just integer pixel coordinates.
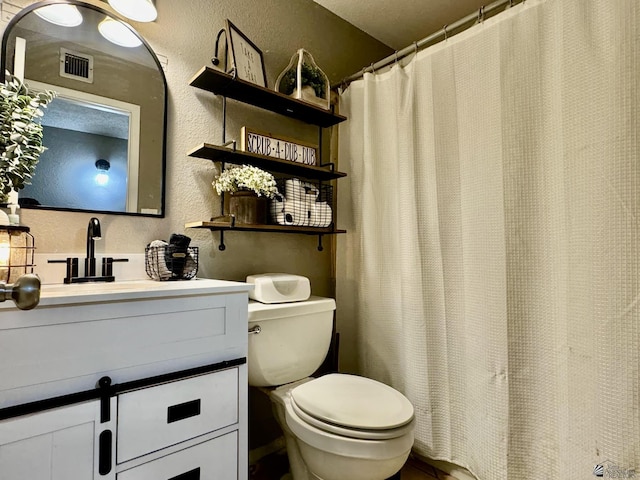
[[2, 0, 391, 295]]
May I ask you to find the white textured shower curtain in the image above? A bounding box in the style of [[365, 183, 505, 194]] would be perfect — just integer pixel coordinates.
[[336, 1, 639, 479]]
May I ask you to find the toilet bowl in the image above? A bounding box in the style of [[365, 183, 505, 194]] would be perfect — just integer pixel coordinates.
[[248, 291, 415, 480]]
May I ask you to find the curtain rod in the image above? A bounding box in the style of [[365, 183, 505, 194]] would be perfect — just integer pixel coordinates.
[[336, 0, 525, 88]]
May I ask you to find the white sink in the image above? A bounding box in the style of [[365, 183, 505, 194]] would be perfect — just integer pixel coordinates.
[[32, 278, 250, 306], [41, 280, 157, 295]]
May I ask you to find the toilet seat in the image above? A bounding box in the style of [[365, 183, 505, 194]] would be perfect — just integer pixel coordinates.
[[284, 395, 415, 460], [290, 399, 414, 440], [289, 373, 414, 440]]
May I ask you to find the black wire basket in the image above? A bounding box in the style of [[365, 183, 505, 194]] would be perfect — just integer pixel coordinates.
[[145, 245, 198, 281]]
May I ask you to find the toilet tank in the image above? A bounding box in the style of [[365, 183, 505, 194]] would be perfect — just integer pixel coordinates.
[[248, 296, 335, 387]]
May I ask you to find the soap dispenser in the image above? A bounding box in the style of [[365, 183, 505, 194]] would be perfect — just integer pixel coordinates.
[[8, 204, 19, 225]]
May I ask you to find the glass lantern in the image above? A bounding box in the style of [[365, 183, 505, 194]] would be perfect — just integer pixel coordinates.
[[275, 49, 330, 110], [0, 225, 35, 284]]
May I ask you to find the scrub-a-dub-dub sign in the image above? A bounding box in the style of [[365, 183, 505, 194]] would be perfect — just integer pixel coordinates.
[[240, 127, 318, 166]]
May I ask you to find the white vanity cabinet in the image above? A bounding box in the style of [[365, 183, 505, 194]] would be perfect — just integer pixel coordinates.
[[0, 279, 251, 480], [0, 398, 116, 480]]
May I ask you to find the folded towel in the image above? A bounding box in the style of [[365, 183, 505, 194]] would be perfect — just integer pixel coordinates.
[[147, 240, 172, 280], [166, 233, 191, 277]]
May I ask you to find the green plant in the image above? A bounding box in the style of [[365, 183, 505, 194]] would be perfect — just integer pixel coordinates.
[[0, 72, 56, 197], [212, 165, 278, 198], [281, 63, 326, 98]]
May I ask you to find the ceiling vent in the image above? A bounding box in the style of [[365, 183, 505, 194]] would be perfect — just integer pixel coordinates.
[[59, 48, 94, 83]]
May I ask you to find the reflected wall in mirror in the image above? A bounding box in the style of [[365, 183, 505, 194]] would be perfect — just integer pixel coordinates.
[[1, 0, 166, 216]]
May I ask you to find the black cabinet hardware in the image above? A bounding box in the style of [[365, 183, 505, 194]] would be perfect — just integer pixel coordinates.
[[98, 430, 112, 475], [167, 399, 201, 423], [168, 467, 200, 480]]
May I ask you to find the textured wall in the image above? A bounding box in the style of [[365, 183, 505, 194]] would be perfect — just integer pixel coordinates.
[[3, 0, 391, 293]]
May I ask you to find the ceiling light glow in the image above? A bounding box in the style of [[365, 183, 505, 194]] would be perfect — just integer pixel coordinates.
[[108, 0, 157, 22], [34, 4, 83, 27], [98, 18, 143, 48]]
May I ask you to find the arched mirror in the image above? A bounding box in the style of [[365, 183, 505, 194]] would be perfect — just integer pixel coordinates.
[[1, 0, 166, 216]]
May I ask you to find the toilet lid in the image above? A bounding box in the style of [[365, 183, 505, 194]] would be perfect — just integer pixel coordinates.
[[290, 373, 414, 430]]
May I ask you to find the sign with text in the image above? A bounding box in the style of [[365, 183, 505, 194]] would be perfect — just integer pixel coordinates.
[[240, 127, 318, 166], [226, 20, 266, 87]]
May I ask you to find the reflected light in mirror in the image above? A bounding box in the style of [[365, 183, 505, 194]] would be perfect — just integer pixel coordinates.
[[98, 18, 142, 47], [108, 0, 157, 22], [34, 4, 83, 27], [95, 159, 110, 186]]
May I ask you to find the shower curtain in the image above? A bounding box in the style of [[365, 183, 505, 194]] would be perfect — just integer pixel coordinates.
[[336, 1, 639, 479]]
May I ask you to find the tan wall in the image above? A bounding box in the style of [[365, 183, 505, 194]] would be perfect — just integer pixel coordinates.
[[4, 0, 392, 293], [2, 0, 390, 295]]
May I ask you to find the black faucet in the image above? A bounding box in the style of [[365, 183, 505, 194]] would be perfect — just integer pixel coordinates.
[[85, 217, 101, 277], [47, 217, 128, 283]]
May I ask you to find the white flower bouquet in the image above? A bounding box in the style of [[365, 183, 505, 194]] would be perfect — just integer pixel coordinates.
[[212, 165, 278, 198]]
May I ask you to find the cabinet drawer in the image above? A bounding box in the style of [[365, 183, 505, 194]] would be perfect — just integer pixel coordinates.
[[118, 368, 238, 463], [117, 431, 238, 480]]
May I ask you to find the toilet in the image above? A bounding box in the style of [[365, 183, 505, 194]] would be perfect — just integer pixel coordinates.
[[247, 274, 415, 480]]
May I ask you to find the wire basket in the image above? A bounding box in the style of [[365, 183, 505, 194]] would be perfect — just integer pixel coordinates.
[[145, 245, 198, 281], [270, 178, 333, 227]]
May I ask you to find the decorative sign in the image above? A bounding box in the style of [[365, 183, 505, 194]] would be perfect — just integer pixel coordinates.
[[226, 20, 267, 87], [240, 127, 318, 166]]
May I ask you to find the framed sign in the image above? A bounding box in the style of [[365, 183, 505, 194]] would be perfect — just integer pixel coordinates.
[[240, 127, 318, 166], [226, 19, 267, 87]]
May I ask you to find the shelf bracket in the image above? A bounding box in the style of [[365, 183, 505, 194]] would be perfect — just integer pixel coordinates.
[[317, 235, 324, 252], [220, 140, 236, 150]]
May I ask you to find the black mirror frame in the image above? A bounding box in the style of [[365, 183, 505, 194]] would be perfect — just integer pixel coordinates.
[[0, 0, 167, 218]]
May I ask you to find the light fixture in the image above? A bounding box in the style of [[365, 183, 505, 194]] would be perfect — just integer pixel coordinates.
[[108, 0, 157, 22], [34, 4, 83, 27], [95, 158, 111, 186], [0, 232, 10, 281], [98, 18, 143, 48], [0, 225, 39, 310]]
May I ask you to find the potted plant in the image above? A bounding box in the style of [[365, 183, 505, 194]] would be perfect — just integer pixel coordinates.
[[275, 49, 330, 109], [0, 73, 56, 204], [212, 165, 278, 224]]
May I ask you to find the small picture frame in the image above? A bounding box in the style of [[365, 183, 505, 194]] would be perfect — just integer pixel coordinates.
[[226, 19, 267, 88]]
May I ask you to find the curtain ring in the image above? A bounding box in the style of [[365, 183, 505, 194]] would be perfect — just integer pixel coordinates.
[[478, 6, 484, 23], [413, 41, 418, 54], [508, 0, 513, 7], [443, 25, 448, 40], [394, 50, 399, 65], [370, 62, 376, 75]]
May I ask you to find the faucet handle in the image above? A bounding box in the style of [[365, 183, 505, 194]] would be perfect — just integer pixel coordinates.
[[48, 257, 79, 284], [101, 257, 129, 277]]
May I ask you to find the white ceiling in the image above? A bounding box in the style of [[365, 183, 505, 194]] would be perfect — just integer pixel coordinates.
[[313, 0, 489, 50]]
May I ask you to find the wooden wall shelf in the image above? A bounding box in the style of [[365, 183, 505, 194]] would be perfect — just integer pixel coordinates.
[[185, 221, 346, 236], [188, 143, 346, 181], [189, 66, 347, 128]]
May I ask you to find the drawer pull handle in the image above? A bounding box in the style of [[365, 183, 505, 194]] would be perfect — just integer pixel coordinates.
[[98, 429, 112, 475], [167, 398, 201, 423], [168, 467, 200, 480]]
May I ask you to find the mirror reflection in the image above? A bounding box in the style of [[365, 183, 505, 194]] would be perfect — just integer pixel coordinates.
[[1, 1, 166, 216]]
